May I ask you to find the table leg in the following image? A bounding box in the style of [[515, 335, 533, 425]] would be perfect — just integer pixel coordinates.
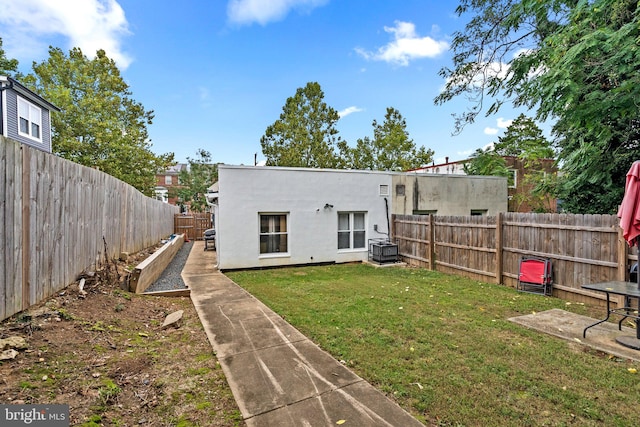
[[583, 292, 612, 338], [636, 297, 640, 340]]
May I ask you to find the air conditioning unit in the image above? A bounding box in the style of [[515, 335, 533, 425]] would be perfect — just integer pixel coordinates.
[[369, 239, 398, 263]]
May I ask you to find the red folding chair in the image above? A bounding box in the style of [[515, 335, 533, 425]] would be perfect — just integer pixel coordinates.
[[517, 256, 553, 296]]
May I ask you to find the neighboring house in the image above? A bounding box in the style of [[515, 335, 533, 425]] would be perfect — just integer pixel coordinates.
[[408, 157, 466, 175], [502, 156, 557, 213], [0, 76, 60, 153], [154, 163, 187, 205], [413, 155, 557, 213], [215, 165, 508, 270]]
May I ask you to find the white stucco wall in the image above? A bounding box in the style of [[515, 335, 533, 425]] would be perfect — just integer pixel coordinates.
[[391, 173, 508, 216], [217, 165, 393, 270]]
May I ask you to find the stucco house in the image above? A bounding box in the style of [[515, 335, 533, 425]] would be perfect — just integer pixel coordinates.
[[214, 165, 508, 270], [0, 76, 59, 153]]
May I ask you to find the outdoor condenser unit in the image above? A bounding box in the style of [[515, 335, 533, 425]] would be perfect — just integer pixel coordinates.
[[369, 238, 399, 263]]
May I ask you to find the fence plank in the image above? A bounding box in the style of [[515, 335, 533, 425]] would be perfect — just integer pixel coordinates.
[[0, 141, 7, 320]]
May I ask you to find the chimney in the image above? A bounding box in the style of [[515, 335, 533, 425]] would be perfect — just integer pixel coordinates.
[[445, 156, 449, 164]]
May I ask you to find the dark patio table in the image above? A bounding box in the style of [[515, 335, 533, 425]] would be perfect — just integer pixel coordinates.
[[582, 281, 640, 350]]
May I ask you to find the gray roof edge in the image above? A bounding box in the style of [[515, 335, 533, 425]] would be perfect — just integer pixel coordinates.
[[2, 76, 61, 112]]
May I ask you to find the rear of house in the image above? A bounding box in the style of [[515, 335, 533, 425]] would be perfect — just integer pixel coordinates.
[[216, 165, 393, 270]]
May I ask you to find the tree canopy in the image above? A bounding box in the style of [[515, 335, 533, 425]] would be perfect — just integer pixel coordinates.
[[340, 107, 434, 171], [0, 38, 18, 76], [21, 47, 173, 196], [261, 82, 343, 168], [261, 82, 434, 172], [175, 149, 218, 213], [463, 148, 510, 178], [493, 114, 555, 161], [436, 0, 640, 213], [465, 115, 557, 212]]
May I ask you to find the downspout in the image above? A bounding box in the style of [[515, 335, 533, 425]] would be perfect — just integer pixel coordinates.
[[385, 197, 391, 241]]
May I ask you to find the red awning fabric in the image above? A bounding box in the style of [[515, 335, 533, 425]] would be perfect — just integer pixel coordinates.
[[617, 161, 640, 246]]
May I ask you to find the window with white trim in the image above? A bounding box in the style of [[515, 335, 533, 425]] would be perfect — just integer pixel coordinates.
[[259, 213, 288, 254], [17, 97, 42, 142], [338, 212, 366, 250], [165, 175, 172, 185]]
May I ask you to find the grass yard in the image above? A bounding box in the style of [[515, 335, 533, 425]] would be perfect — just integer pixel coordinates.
[[226, 263, 639, 427]]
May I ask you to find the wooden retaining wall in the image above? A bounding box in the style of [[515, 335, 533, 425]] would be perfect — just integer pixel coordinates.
[[392, 213, 629, 308], [0, 137, 179, 321], [129, 234, 184, 293]]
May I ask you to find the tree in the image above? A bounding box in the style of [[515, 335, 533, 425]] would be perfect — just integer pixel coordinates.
[[493, 114, 555, 160], [261, 82, 343, 168], [340, 107, 434, 171], [22, 47, 174, 196], [465, 115, 557, 212], [435, 0, 640, 213], [463, 148, 510, 177], [0, 38, 18, 76], [175, 149, 218, 213], [495, 114, 557, 212]]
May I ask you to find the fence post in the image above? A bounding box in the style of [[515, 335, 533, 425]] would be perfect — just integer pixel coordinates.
[[21, 147, 31, 308], [617, 227, 628, 281], [429, 214, 435, 271], [495, 212, 503, 285]]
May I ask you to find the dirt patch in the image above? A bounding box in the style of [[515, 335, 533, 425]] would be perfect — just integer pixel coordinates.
[[0, 246, 242, 426]]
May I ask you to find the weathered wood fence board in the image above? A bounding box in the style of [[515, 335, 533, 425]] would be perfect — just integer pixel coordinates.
[[392, 213, 626, 307], [1, 136, 179, 322], [174, 213, 212, 241]]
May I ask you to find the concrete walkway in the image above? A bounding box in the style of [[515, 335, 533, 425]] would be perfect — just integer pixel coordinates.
[[181, 241, 424, 426]]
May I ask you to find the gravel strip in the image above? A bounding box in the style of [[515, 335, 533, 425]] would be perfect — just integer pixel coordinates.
[[144, 241, 193, 292]]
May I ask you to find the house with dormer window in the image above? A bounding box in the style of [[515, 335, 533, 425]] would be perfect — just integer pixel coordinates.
[[0, 76, 60, 153]]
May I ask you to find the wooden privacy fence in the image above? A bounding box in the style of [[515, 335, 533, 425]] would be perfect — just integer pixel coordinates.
[[174, 213, 212, 241], [0, 137, 179, 322], [392, 213, 629, 307]]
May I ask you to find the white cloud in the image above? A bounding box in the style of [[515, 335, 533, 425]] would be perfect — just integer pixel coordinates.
[[484, 117, 513, 136], [496, 117, 512, 128], [356, 21, 449, 66], [338, 106, 363, 118], [227, 0, 328, 26], [0, 0, 132, 69]]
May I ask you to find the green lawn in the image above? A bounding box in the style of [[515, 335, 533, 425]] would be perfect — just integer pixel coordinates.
[[226, 263, 639, 427]]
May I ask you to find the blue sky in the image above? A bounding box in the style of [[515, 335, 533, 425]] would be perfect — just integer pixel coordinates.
[[0, 0, 539, 166]]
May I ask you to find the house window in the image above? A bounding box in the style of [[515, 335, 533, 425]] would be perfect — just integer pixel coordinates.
[[413, 209, 437, 215], [508, 169, 517, 188], [471, 209, 488, 216], [379, 185, 390, 196], [338, 212, 366, 250], [165, 175, 172, 185], [396, 184, 405, 196], [154, 187, 168, 203], [17, 97, 42, 142], [260, 214, 288, 254]]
